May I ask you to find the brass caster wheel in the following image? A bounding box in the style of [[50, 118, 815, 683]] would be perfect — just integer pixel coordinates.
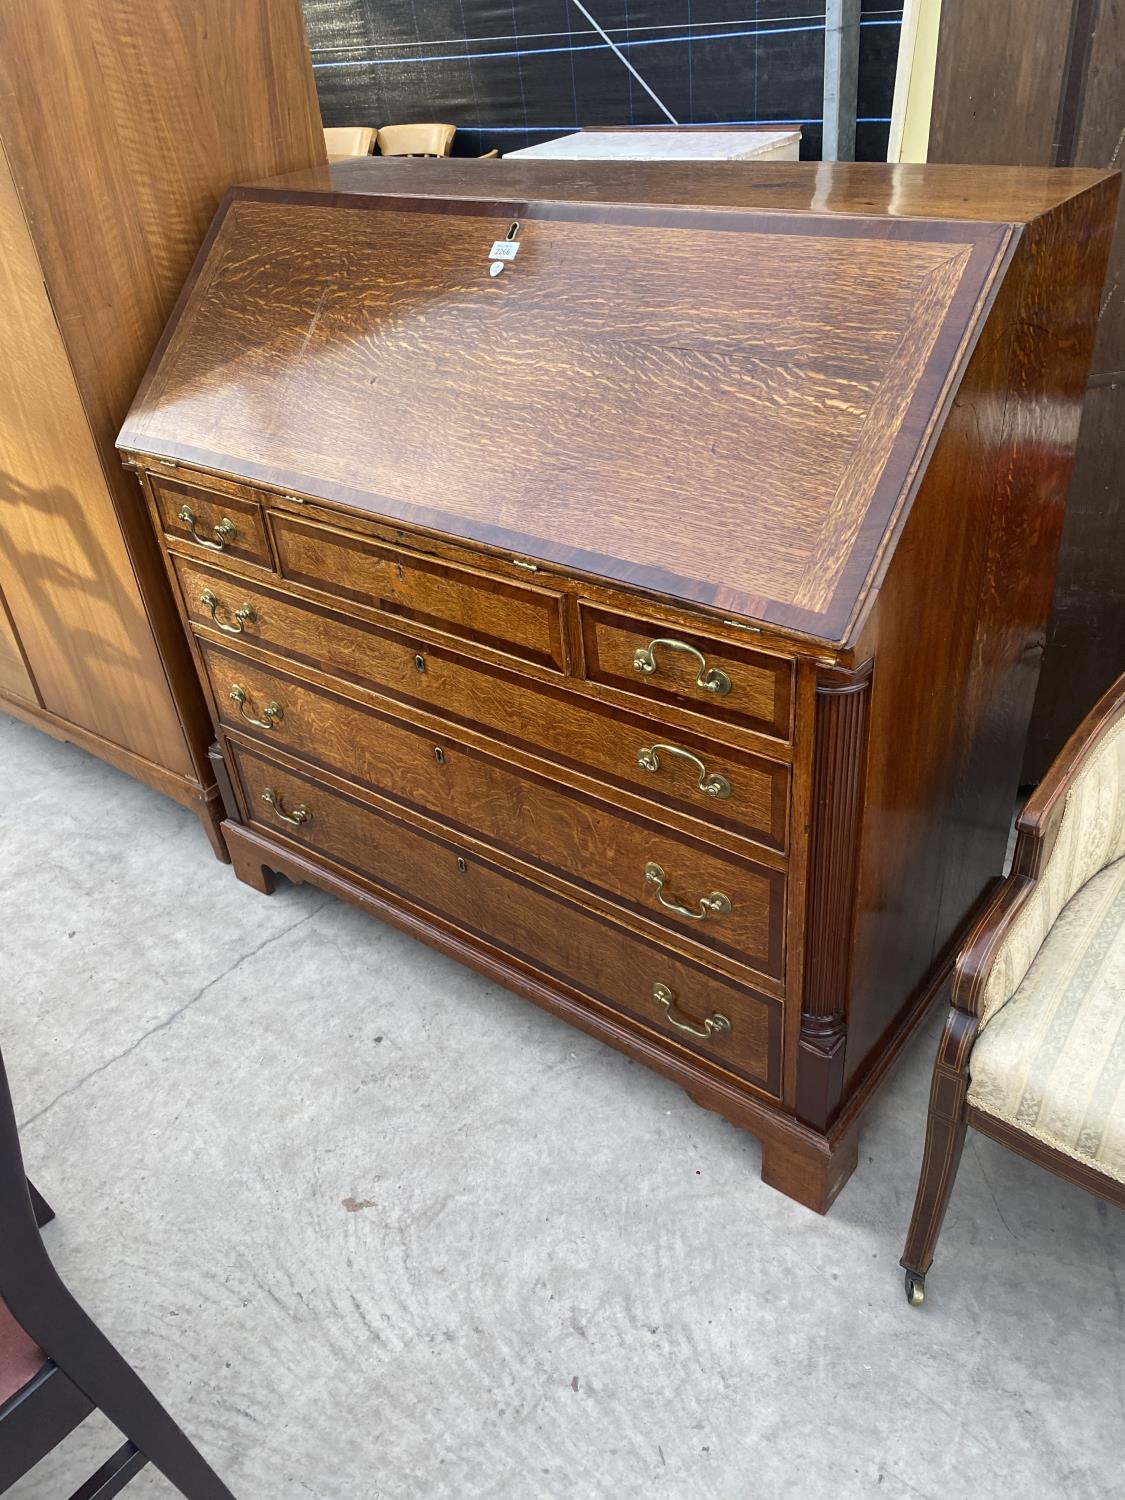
[[904, 1270, 925, 1306]]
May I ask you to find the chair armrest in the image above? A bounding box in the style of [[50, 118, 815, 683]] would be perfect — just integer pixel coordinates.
[[953, 670, 1125, 1032], [1012, 671, 1125, 880], [951, 871, 1035, 1027]]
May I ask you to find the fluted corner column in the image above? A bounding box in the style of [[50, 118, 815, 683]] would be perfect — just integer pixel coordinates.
[[796, 660, 872, 1131]]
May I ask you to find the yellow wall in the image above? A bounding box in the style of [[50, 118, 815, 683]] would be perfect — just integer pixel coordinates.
[[889, 0, 944, 163]]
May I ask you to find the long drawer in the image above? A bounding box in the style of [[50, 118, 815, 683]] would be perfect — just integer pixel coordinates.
[[202, 642, 785, 981], [174, 557, 790, 852], [231, 743, 783, 1096]]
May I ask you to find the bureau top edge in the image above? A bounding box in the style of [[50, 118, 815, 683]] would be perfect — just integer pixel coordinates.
[[240, 158, 1119, 226]]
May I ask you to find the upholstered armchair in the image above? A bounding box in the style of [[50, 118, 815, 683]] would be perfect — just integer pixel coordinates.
[[901, 672, 1125, 1305]]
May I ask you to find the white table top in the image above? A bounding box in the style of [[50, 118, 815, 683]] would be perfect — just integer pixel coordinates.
[[505, 128, 801, 162]]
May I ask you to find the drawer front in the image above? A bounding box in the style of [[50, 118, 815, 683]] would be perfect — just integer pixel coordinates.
[[175, 559, 790, 852], [203, 644, 785, 981], [269, 511, 567, 670], [233, 744, 783, 1095], [153, 476, 272, 570], [579, 604, 794, 741]]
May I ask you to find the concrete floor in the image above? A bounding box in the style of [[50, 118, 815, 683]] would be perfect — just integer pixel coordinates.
[[1, 711, 1123, 1500]]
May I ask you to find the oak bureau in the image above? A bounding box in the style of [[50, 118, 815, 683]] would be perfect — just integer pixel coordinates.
[[118, 159, 1119, 1210]]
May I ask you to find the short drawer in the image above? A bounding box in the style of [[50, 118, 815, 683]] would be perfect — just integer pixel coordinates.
[[232, 744, 783, 1096], [579, 603, 794, 741], [175, 560, 790, 852], [269, 510, 567, 670], [203, 644, 786, 981], [153, 475, 272, 570]]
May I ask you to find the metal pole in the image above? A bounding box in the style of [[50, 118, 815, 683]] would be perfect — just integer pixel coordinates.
[[823, 0, 861, 160]]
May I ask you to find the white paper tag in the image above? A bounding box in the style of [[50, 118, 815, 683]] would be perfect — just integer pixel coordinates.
[[488, 241, 520, 261]]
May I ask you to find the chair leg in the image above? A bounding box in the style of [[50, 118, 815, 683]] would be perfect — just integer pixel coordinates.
[[900, 1007, 976, 1305], [28, 1177, 55, 1228], [0, 1059, 235, 1497], [84, 1329, 236, 1500], [30, 1283, 237, 1500]]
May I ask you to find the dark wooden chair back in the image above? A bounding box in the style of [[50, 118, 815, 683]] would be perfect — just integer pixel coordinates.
[[0, 1045, 237, 1497]]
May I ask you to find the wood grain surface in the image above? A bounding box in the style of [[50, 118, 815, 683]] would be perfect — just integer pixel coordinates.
[[925, 0, 1125, 779], [1027, 0, 1125, 777], [843, 176, 1118, 1093], [928, 0, 1077, 167], [0, 145, 190, 767], [272, 510, 568, 670], [0, 0, 325, 459], [232, 742, 784, 1096], [121, 190, 1012, 644], [152, 476, 274, 572], [0, 0, 324, 846], [578, 604, 793, 739], [201, 641, 787, 982], [797, 662, 870, 1131], [0, 583, 35, 703], [249, 156, 1113, 224], [171, 554, 791, 853]]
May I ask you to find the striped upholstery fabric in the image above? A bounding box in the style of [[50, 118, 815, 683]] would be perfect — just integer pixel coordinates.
[[968, 856, 1125, 1184], [979, 720, 1125, 1030]]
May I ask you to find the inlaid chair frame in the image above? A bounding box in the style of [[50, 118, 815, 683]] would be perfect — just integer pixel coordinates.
[[0, 1046, 236, 1497], [901, 671, 1125, 1304]]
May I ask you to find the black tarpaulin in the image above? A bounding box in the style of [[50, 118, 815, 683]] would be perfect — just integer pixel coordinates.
[[304, 0, 903, 162]]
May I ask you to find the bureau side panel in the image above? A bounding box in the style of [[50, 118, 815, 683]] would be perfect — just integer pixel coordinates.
[[842, 176, 1119, 1091]]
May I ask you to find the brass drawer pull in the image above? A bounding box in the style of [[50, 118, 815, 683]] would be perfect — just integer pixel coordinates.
[[633, 638, 731, 697], [644, 862, 732, 922], [652, 982, 730, 1040], [200, 587, 255, 635], [636, 742, 731, 800], [178, 504, 236, 551], [229, 684, 283, 730], [261, 787, 310, 826]]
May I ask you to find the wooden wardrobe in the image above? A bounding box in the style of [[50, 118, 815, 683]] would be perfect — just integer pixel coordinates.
[[0, 0, 325, 855]]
